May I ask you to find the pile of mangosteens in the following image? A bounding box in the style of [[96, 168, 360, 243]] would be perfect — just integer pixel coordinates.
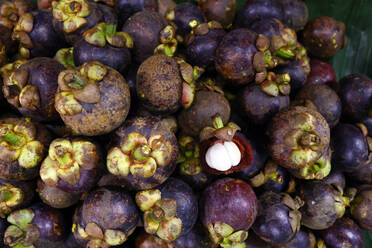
[[0, 0, 370, 247]]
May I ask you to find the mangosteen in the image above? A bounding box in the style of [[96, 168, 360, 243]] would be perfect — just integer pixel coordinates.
[[318, 217, 364, 248], [238, 84, 290, 126], [39, 137, 102, 194], [252, 192, 302, 245], [302, 16, 347, 58], [331, 123, 368, 172], [215, 28, 258, 86], [277, 229, 316, 248], [73, 22, 133, 74], [280, 0, 308, 31], [177, 135, 213, 190], [249, 160, 292, 193], [166, 2, 205, 37], [178, 90, 230, 137], [306, 59, 338, 91], [12, 10, 67, 58], [235, 0, 284, 28], [198, 117, 253, 175], [288, 147, 331, 180], [200, 178, 258, 247], [55, 61, 131, 136], [0, 0, 36, 30], [185, 21, 225, 69], [136, 55, 203, 115], [4, 203, 67, 248], [350, 186, 372, 230], [267, 106, 330, 170], [0, 179, 35, 218], [323, 170, 346, 190], [293, 84, 341, 128], [1, 57, 65, 122], [122, 10, 167, 63], [298, 180, 349, 230], [106, 116, 178, 190], [338, 74, 372, 122], [0, 117, 51, 181], [135, 178, 198, 242], [197, 0, 236, 28], [73, 187, 140, 247], [170, 223, 211, 248], [349, 155, 372, 184], [52, 0, 117, 45], [37, 179, 81, 209], [115, 0, 158, 25]]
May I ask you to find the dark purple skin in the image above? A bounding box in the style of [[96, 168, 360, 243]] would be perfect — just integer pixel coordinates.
[[115, 0, 157, 25], [244, 232, 270, 248], [0, 179, 35, 215], [298, 181, 340, 230], [215, 28, 258, 86], [200, 178, 258, 233], [73, 39, 131, 74], [322, 170, 346, 190], [185, 28, 226, 68], [73, 187, 140, 247], [294, 84, 342, 127], [108, 116, 178, 190], [248, 17, 283, 38], [331, 123, 368, 172], [252, 191, 298, 245], [122, 10, 167, 63], [235, 133, 268, 179], [173, 3, 205, 37], [37, 179, 81, 209], [349, 159, 372, 184], [55, 167, 102, 194], [306, 59, 338, 91], [6, 57, 65, 122], [157, 178, 198, 238], [350, 186, 372, 230], [338, 74, 372, 122], [261, 165, 290, 193], [277, 229, 315, 248], [197, 0, 237, 28], [275, 60, 308, 97], [0, 218, 7, 247], [238, 84, 290, 125], [235, 0, 284, 28], [318, 218, 364, 248], [64, 232, 84, 248], [280, 0, 308, 31], [25, 10, 67, 58], [170, 223, 210, 248], [29, 203, 67, 247], [302, 16, 346, 58]]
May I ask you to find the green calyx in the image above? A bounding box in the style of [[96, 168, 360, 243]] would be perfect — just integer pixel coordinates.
[[55, 47, 75, 69], [290, 150, 331, 180], [207, 222, 248, 247], [250, 160, 282, 187], [83, 23, 133, 48], [0, 184, 24, 218], [52, 0, 91, 33], [136, 189, 182, 242], [76, 222, 127, 247], [107, 133, 173, 179], [4, 209, 39, 248], [0, 126, 24, 147], [40, 138, 98, 186], [154, 25, 178, 57], [177, 136, 201, 176], [259, 72, 291, 97], [199, 118, 241, 142]]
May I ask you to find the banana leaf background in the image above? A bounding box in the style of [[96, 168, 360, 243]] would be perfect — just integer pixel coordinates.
[[175, 0, 372, 246]]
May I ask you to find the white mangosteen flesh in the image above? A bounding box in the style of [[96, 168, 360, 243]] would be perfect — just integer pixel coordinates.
[[205, 141, 242, 171]]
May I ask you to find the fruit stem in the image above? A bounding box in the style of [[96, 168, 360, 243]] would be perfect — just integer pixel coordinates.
[[0, 127, 24, 147], [212, 116, 224, 129], [133, 145, 150, 161], [0, 189, 12, 202], [276, 48, 295, 59]]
